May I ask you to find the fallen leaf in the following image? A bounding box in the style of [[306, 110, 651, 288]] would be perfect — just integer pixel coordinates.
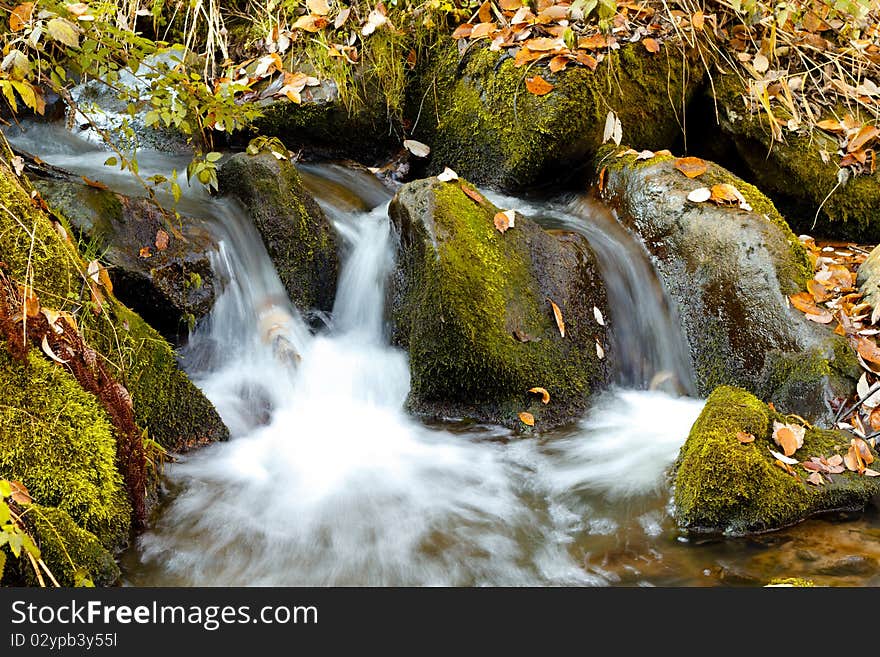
[[736, 431, 756, 444], [848, 125, 880, 153], [636, 150, 655, 161], [674, 157, 708, 178], [81, 176, 109, 190], [687, 187, 711, 203], [865, 468, 880, 477], [494, 209, 515, 233], [10, 156, 25, 177], [525, 75, 554, 96], [529, 387, 551, 404], [549, 55, 569, 73], [403, 139, 430, 158], [806, 471, 825, 486], [155, 229, 170, 251], [470, 21, 496, 39], [752, 52, 769, 74], [827, 454, 844, 467], [451, 23, 473, 39], [595, 340, 605, 359], [8, 480, 31, 505], [854, 437, 874, 465], [306, 0, 330, 15], [593, 306, 605, 326], [9, 3, 34, 31], [549, 299, 565, 338], [41, 334, 68, 364], [789, 291, 823, 314], [334, 7, 351, 28], [807, 279, 832, 303], [691, 10, 705, 30], [772, 420, 805, 457], [293, 14, 328, 32], [139, 246, 152, 259], [770, 448, 799, 465], [519, 411, 535, 426], [602, 111, 622, 146], [642, 37, 660, 53], [47, 16, 80, 47], [856, 337, 880, 365], [21, 286, 39, 318], [437, 167, 458, 182]]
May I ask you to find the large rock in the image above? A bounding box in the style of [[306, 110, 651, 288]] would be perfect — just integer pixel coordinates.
[[409, 40, 703, 190], [598, 147, 859, 422], [705, 73, 880, 241], [857, 244, 880, 312], [36, 179, 217, 343], [389, 176, 609, 428], [674, 386, 880, 535], [218, 151, 339, 314]]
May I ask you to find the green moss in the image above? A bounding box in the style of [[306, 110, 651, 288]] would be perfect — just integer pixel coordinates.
[[714, 73, 880, 241], [412, 39, 702, 189], [674, 385, 880, 535], [0, 349, 130, 547], [23, 505, 120, 586], [392, 178, 604, 426]]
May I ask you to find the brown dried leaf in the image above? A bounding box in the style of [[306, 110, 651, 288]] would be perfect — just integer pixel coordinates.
[[806, 471, 825, 486], [10, 3, 34, 31], [854, 437, 874, 465], [9, 480, 31, 505], [674, 157, 708, 179], [529, 387, 551, 404], [642, 37, 660, 53], [460, 183, 484, 205], [470, 21, 496, 39], [848, 125, 880, 153], [807, 279, 832, 303], [452, 23, 474, 39], [856, 337, 880, 365], [549, 55, 569, 73], [81, 176, 109, 190], [155, 228, 170, 251], [736, 431, 756, 444], [549, 299, 565, 338], [518, 411, 535, 426], [139, 246, 152, 259], [494, 210, 515, 233], [827, 454, 844, 467], [772, 420, 805, 457], [525, 75, 554, 96]]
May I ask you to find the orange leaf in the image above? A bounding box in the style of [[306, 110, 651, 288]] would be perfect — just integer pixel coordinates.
[[9, 480, 31, 505], [816, 118, 845, 134], [709, 183, 740, 204], [807, 279, 832, 303], [470, 21, 496, 39], [574, 51, 598, 70], [499, 0, 522, 10], [528, 387, 551, 404], [82, 176, 109, 190], [578, 34, 608, 50], [856, 337, 880, 365], [549, 299, 565, 338], [736, 431, 756, 444], [20, 285, 39, 318], [139, 246, 152, 259], [692, 10, 705, 30], [789, 292, 821, 314], [460, 183, 484, 205], [549, 55, 569, 73], [10, 3, 34, 31], [848, 125, 880, 153], [493, 210, 515, 233], [518, 411, 535, 426], [772, 420, 805, 457], [674, 156, 708, 179], [598, 166, 607, 192], [525, 75, 554, 96], [642, 37, 660, 53], [452, 23, 474, 39], [155, 228, 170, 251]]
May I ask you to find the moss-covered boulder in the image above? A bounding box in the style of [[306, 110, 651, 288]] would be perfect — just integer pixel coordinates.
[[389, 176, 609, 428], [598, 147, 858, 422], [218, 151, 339, 314], [706, 73, 880, 241], [0, 349, 130, 548], [36, 179, 218, 343], [0, 158, 228, 453], [674, 386, 880, 535], [409, 40, 703, 190], [857, 244, 880, 312]]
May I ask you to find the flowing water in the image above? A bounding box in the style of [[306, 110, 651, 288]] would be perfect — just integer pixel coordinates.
[[9, 122, 880, 587]]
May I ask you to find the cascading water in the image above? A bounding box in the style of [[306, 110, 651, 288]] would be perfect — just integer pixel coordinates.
[[7, 123, 708, 586]]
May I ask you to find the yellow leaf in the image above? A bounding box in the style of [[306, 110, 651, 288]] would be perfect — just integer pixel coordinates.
[[528, 387, 550, 404], [518, 411, 535, 426], [46, 17, 80, 48]]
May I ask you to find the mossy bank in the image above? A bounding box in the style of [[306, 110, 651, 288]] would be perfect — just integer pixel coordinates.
[[389, 176, 609, 428], [673, 386, 880, 535]]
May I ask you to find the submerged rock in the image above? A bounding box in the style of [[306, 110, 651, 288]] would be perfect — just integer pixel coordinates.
[[410, 40, 703, 190], [389, 176, 609, 428], [598, 147, 858, 422], [673, 386, 880, 535], [218, 150, 339, 314], [36, 179, 217, 343], [706, 73, 880, 241]]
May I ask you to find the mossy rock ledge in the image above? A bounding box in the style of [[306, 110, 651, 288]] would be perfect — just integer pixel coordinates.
[[708, 73, 880, 241], [673, 386, 880, 535], [36, 178, 218, 344], [409, 39, 703, 190], [597, 147, 859, 423], [218, 151, 339, 314], [389, 176, 609, 429]]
